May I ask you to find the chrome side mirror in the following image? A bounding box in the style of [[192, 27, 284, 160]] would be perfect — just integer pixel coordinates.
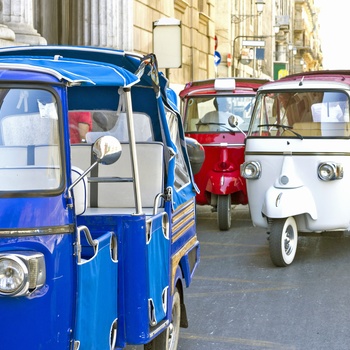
[[67, 136, 122, 208], [93, 135, 122, 165], [228, 115, 247, 137], [228, 115, 240, 128]]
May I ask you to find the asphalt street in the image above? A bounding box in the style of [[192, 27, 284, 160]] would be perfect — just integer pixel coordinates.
[[178, 205, 350, 350]]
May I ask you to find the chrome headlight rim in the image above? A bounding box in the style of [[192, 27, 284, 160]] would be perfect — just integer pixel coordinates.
[[318, 162, 343, 181], [0, 255, 28, 296], [241, 161, 262, 179], [0, 252, 46, 297]]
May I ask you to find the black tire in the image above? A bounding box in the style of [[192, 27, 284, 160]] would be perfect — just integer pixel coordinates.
[[145, 288, 181, 350], [217, 194, 231, 231], [269, 217, 298, 267]]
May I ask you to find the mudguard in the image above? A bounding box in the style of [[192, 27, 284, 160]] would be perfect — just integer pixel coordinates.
[[206, 169, 244, 195], [262, 185, 318, 220]]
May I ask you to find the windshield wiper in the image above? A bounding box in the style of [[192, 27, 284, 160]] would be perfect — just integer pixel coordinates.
[[258, 124, 303, 140]]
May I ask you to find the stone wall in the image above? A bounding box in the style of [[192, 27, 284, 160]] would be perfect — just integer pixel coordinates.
[[134, 0, 215, 84], [0, 0, 322, 85]]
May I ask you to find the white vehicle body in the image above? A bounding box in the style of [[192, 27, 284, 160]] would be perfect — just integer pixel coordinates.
[[242, 71, 350, 266]]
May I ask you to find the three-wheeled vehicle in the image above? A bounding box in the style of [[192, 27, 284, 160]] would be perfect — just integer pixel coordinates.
[[179, 78, 269, 230], [0, 45, 204, 349], [241, 70, 350, 267]]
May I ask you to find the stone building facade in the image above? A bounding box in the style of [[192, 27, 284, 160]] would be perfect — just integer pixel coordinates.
[[0, 0, 322, 86]]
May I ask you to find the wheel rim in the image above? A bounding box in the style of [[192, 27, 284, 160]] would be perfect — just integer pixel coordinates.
[[168, 322, 175, 349], [281, 217, 297, 264], [269, 216, 298, 267], [168, 291, 180, 350]]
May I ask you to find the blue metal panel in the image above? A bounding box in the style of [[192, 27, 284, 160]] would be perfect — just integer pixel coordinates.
[[121, 215, 150, 344], [0, 197, 70, 228], [0, 234, 76, 349], [74, 231, 118, 350], [147, 214, 169, 325], [76, 214, 152, 346]]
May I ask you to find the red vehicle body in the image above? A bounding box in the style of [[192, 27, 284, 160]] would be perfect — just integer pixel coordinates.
[[179, 78, 269, 230]]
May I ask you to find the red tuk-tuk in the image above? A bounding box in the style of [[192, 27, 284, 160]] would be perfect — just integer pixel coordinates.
[[180, 78, 269, 230]]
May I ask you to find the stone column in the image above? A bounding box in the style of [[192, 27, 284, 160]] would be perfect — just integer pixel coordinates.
[[0, 1, 15, 46], [33, 0, 60, 44], [0, 24, 16, 46], [1, 0, 46, 45], [72, 0, 133, 50], [275, 31, 288, 63]]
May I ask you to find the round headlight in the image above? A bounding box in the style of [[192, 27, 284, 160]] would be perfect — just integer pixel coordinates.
[[0, 256, 28, 295], [318, 162, 343, 181], [241, 161, 261, 179]]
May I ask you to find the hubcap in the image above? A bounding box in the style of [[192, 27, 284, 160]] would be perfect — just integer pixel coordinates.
[[284, 228, 294, 255], [168, 323, 174, 342]]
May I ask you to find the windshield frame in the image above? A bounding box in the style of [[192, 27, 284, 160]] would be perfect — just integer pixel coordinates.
[[184, 93, 256, 133], [0, 84, 65, 198], [248, 88, 350, 139]]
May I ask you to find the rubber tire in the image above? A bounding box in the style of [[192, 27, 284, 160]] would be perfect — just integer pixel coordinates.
[[217, 194, 231, 231], [269, 217, 298, 267], [145, 288, 181, 350]]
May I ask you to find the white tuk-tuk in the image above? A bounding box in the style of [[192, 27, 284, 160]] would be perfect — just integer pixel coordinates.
[[241, 70, 350, 266]]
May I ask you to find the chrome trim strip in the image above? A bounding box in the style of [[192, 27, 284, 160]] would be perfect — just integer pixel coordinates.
[[172, 200, 195, 223], [172, 211, 194, 232], [149, 320, 169, 338], [171, 236, 199, 294], [0, 224, 74, 237], [172, 221, 195, 244], [172, 200, 196, 243], [202, 143, 245, 147], [245, 151, 350, 156]]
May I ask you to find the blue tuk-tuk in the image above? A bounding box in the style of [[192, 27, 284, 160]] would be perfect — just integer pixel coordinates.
[[0, 46, 202, 350]]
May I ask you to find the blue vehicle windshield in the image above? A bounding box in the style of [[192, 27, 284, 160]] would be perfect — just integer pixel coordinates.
[[0, 88, 62, 192]]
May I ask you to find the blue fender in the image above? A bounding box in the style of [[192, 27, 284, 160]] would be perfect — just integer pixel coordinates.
[[262, 185, 318, 220]]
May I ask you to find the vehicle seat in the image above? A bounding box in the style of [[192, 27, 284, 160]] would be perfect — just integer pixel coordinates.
[[197, 111, 219, 131], [71, 166, 88, 215], [70, 142, 164, 214], [85, 112, 153, 143], [1, 113, 58, 145], [292, 122, 321, 136]]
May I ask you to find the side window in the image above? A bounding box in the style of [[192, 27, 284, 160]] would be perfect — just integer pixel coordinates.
[[68, 110, 154, 144], [68, 111, 93, 144], [166, 110, 190, 190]]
